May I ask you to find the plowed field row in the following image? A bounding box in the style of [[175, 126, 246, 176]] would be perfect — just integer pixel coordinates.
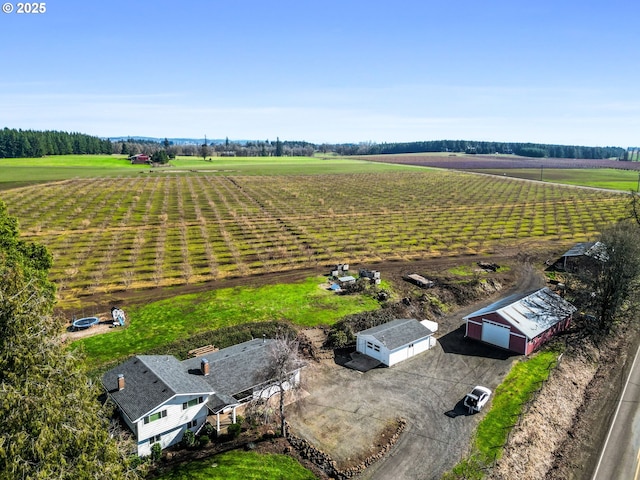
[[1, 171, 627, 303]]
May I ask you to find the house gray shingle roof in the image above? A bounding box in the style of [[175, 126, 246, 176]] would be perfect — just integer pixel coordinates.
[[357, 318, 434, 350], [183, 338, 281, 397], [102, 338, 304, 422], [102, 355, 213, 422]]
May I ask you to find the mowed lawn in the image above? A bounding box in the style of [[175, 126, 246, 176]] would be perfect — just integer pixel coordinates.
[[0, 154, 416, 190], [170, 155, 417, 175], [0, 155, 145, 189], [73, 276, 380, 368], [158, 450, 316, 480], [474, 168, 640, 191]]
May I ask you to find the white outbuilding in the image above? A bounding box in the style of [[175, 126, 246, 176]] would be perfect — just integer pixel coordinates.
[[356, 318, 437, 367]]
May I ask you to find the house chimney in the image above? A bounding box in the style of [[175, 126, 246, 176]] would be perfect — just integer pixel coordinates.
[[117, 374, 125, 391], [201, 358, 210, 376]]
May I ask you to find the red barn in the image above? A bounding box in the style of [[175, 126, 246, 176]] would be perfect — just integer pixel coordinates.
[[129, 154, 150, 164], [464, 287, 575, 355]]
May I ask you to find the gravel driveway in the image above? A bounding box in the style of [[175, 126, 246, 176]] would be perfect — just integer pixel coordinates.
[[288, 264, 546, 479], [288, 333, 519, 479]]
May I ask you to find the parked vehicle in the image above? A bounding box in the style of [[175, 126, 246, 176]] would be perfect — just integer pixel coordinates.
[[464, 386, 492, 413]]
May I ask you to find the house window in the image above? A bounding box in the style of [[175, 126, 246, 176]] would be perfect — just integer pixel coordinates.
[[366, 341, 374, 349], [373, 344, 380, 352], [143, 409, 167, 424], [182, 396, 205, 410], [149, 434, 161, 444], [187, 419, 198, 429]]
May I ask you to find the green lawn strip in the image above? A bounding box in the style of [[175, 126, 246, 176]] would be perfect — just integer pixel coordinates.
[[443, 349, 560, 479], [472, 168, 640, 191], [73, 276, 380, 368], [476, 349, 558, 458], [157, 450, 316, 480], [169, 156, 417, 175]]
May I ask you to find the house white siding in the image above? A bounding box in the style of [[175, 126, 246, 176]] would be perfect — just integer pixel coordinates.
[[253, 369, 301, 401], [387, 336, 432, 367], [135, 394, 209, 456], [357, 335, 389, 365]]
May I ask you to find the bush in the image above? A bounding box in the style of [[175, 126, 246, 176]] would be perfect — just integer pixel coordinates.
[[182, 429, 196, 448], [326, 329, 350, 348], [198, 434, 210, 447], [150, 443, 162, 462], [203, 422, 216, 438], [227, 422, 242, 438]]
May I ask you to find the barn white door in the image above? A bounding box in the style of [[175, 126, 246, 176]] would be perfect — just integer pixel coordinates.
[[481, 320, 510, 349]]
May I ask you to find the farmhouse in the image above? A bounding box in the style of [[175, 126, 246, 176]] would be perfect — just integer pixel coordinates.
[[356, 318, 437, 367], [129, 154, 150, 164], [102, 338, 302, 456], [463, 287, 576, 355]]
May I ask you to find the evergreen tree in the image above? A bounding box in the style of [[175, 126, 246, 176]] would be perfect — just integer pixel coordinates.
[[0, 201, 137, 479], [275, 137, 283, 157]]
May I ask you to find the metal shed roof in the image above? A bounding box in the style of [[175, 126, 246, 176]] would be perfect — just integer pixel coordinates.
[[464, 287, 576, 340]]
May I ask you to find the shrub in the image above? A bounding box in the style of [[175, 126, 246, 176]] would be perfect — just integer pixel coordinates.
[[203, 422, 216, 438], [182, 429, 196, 448], [227, 422, 242, 438], [150, 443, 162, 462], [326, 329, 350, 348]]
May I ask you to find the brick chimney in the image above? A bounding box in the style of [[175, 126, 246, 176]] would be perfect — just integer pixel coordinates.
[[201, 358, 210, 376], [117, 374, 125, 391]]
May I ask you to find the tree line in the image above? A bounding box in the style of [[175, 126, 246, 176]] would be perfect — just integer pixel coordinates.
[[0, 128, 113, 158], [113, 137, 314, 158], [0, 127, 630, 161], [330, 140, 626, 160]]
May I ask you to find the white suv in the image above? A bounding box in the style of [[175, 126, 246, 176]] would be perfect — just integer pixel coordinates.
[[464, 386, 492, 413]]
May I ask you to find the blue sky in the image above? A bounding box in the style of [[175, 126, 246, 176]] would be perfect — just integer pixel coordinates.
[[1, 1, 638, 146]]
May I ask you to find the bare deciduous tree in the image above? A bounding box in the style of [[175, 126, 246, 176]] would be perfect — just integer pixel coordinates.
[[569, 221, 640, 335], [261, 335, 304, 437]]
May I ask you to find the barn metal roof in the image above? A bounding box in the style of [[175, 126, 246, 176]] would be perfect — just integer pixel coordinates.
[[463, 287, 576, 340], [561, 241, 607, 261], [357, 318, 434, 350]]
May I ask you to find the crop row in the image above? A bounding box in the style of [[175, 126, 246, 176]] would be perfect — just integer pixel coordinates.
[[1, 171, 628, 304]]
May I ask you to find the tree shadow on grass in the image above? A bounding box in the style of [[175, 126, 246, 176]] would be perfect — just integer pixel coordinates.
[[439, 325, 519, 360]]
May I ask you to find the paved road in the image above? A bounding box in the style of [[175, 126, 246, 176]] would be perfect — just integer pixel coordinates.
[[592, 343, 640, 480]]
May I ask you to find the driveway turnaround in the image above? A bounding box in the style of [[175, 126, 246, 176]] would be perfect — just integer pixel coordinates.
[[288, 328, 518, 480]]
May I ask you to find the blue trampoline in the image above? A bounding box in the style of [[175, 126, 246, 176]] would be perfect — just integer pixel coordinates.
[[72, 316, 99, 330]]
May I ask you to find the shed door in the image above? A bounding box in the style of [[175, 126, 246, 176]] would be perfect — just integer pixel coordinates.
[[481, 320, 510, 349]]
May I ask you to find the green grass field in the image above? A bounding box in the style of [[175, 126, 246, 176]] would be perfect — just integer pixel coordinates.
[[73, 276, 380, 368], [475, 168, 640, 191], [170, 155, 417, 175], [0, 154, 416, 190], [157, 450, 316, 480]]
